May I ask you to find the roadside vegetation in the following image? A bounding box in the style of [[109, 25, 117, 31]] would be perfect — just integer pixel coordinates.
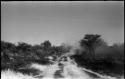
[[1, 34, 124, 76], [72, 34, 124, 76]]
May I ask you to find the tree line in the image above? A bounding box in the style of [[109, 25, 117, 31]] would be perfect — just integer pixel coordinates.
[[1, 34, 124, 76], [1, 40, 71, 74]]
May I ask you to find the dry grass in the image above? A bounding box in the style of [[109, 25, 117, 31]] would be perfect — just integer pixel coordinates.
[[1, 63, 124, 79], [1, 69, 37, 79]]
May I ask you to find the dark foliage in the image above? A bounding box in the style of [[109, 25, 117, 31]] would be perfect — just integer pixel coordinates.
[[1, 40, 70, 74], [72, 34, 124, 76], [1, 34, 124, 76]]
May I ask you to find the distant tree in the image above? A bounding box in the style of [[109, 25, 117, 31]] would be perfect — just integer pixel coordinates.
[[41, 40, 51, 50], [49, 44, 71, 58], [80, 34, 106, 60], [32, 45, 42, 51], [60, 43, 72, 52], [1, 41, 16, 52], [17, 42, 31, 51]]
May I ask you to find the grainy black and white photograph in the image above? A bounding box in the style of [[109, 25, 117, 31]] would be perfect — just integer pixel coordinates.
[[1, 1, 124, 79]]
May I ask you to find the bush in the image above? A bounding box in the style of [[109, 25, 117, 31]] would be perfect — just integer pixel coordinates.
[[1, 40, 69, 71], [72, 42, 124, 76]]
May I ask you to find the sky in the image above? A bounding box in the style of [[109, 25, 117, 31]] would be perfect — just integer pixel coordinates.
[[1, 1, 124, 46]]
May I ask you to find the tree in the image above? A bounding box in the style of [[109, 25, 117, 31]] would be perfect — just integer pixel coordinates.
[[1, 41, 16, 52], [17, 42, 31, 51], [80, 34, 106, 60], [41, 40, 51, 50]]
